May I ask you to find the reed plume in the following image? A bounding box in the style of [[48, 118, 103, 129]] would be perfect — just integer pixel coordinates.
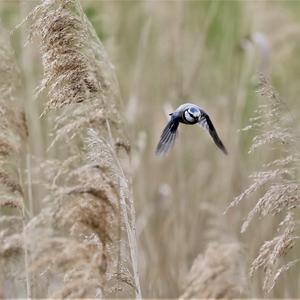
[[180, 242, 248, 299], [23, 0, 140, 297], [226, 75, 300, 293], [0, 26, 28, 298]]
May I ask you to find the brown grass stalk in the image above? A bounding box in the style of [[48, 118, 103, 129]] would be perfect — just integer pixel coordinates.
[[226, 75, 300, 293], [23, 0, 141, 297], [0, 25, 29, 298], [180, 241, 248, 299]]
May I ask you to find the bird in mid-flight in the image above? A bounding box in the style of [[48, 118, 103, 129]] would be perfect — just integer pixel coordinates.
[[155, 103, 227, 156]]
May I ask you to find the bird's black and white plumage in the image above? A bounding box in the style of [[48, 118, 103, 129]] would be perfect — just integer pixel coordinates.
[[156, 103, 228, 156]]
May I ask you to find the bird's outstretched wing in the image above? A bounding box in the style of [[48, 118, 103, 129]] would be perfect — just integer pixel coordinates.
[[156, 116, 180, 156], [198, 113, 228, 155]]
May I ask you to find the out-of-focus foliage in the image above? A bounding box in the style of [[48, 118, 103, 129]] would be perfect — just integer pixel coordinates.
[[0, 0, 299, 298]]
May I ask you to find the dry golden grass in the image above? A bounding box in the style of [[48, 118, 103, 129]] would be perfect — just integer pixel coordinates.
[[23, 0, 140, 298], [180, 241, 248, 299], [226, 75, 300, 294], [1, 0, 140, 298], [0, 0, 299, 298], [0, 25, 28, 298]]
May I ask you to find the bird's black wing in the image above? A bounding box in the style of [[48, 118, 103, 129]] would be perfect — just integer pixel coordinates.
[[155, 115, 180, 156], [198, 113, 228, 155]]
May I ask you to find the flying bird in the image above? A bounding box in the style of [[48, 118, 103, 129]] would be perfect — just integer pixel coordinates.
[[155, 103, 227, 156]]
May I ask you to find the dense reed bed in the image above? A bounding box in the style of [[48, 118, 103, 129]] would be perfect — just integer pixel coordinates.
[[0, 0, 299, 298], [0, 26, 28, 298]]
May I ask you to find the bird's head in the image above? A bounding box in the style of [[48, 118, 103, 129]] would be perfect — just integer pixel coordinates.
[[187, 106, 201, 119]]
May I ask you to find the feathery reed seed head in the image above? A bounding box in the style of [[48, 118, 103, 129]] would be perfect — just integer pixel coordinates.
[[180, 242, 248, 299]]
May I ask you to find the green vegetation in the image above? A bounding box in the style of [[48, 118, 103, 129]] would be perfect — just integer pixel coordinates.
[[0, 0, 299, 298]]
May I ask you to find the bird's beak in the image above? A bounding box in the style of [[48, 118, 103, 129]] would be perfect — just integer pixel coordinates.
[[169, 113, 173, 116]]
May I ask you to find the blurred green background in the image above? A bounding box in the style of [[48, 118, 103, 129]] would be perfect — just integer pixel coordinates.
[[1, 0, 300, 297]]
